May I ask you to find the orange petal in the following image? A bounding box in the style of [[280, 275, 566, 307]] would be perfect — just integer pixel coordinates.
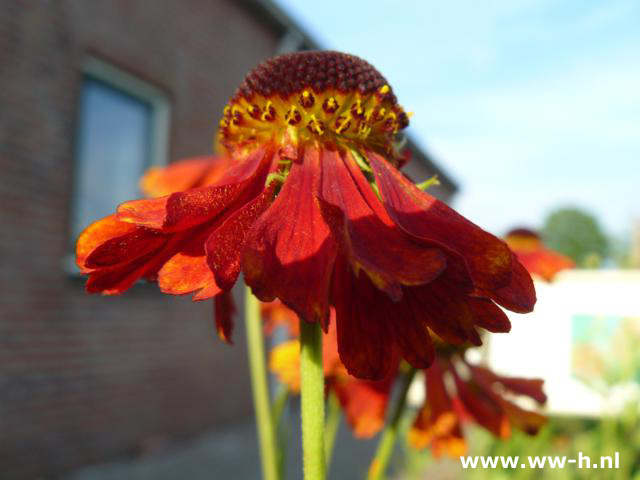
[[76, 214, 139, 271], [333, 376, 392, 438], [157, 251, 221, 298], [141, 156, 231, 197]]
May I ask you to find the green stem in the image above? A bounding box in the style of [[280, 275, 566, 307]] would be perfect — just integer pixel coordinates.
[[324, 392, 341, 470], [245, 288, 279, 480], [368, 367, 417, 480], [300, 319, 326, 480], [272, 385, 290, 480], [272, 384, 289, 427]]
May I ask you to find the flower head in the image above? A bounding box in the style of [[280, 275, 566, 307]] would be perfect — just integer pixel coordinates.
[[219, 51, 408, 162], [76, 51, 536, 380], [409, 346, 547, 457], [505, 228, 574, 281]]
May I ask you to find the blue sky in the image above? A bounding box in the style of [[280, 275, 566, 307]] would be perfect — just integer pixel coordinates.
[[275, 0, 639, 237]]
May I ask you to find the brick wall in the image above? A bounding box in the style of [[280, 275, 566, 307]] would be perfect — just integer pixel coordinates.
[[0, 1, 281, 478]]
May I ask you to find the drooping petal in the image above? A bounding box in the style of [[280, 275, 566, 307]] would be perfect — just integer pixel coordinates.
[[157, 227, 221, 299], [206, 185, 276, 291], [319, 149, 446, 300], [332, 376, 393, 438], [480, 254, 536, 313], [369, 152, 513, 293], [118, 148, 271, 231], [467, 297, 511, 333], [407, 274, 482, 346], [157, 251, 221, 297], [214, 291, 236, 343], [389, 301, 436, 369], [84, 228, 166, 269], [85, 248, 163, 295], [331, 258, 395, 380], [243, 148, 337, 326], [409, 359, 466, 457], [453, 370, 510, 438], [499, 399, 547, 435], [469, 365, 547, 404], [76, 215, 140, 272]]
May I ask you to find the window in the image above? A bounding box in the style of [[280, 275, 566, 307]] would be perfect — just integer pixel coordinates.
[[70, 58, 170, 244]]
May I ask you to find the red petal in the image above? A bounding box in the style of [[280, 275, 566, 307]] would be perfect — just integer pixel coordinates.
[[242, 148, 337, 326], [118, 148, 271, 231], [468, 298, 511, 333], [369, 152, 513, 293], [214, 291, 236, 343], [499, 399, 547, 435], [391, 301, 435, 369], [482, 255, 536, 313], [407, 274, 482, 346], [332, 375, 393, 438], [331, 257, 395, 380], [319, 149, 445, 300], [453, 370, 509, 438], [409, 359, 465, 455], [426, 359, 455, 419], [206, 185, 276, 291], [85, 248, 162, 294], [469, 365, 547, 404], [85, 228, 166, 269]]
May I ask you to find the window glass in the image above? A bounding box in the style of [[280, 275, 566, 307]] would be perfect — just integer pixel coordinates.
[[71, 77, 152, 239]]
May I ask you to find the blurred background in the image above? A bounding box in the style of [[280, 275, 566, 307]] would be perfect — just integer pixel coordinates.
[[1, 1, 638, 479]]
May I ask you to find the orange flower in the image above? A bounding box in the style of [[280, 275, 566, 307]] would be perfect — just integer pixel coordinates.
[[265, 301, 394, 438], [409, 349, 547, 457], [76, 51, 536, 379], [505, 228, 574, 281]]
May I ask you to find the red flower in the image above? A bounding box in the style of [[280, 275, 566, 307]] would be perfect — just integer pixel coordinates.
[[265, 301, 394, 438], [76, 51, 536, 380], [505, 228, 574, 281], [409, 349, 547, 457]]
